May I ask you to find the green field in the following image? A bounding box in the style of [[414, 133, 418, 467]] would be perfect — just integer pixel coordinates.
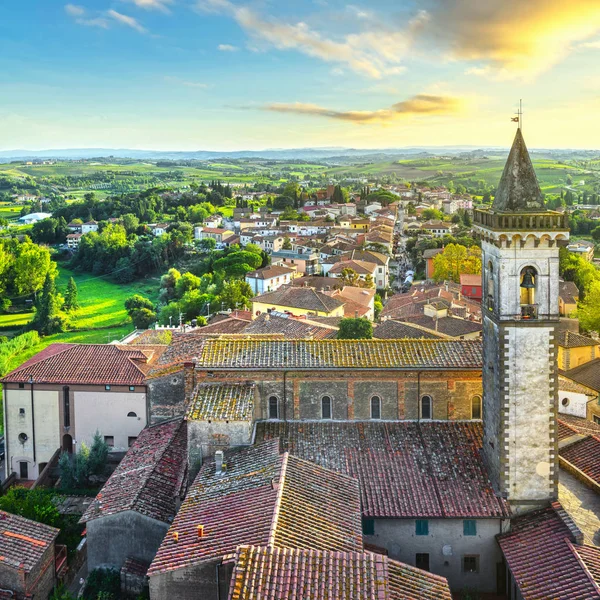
[[0, 265, 161, 371]]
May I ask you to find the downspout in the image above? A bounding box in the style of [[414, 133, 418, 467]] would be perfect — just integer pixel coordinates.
[[417, 371, 421, 422], [215, 562, 220, 600], [3, 385, 8, 478], [283, 371, 287, 422], [29, 376, 36, 464]]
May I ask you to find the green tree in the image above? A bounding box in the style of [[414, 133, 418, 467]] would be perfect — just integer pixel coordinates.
[[337, 318, 373, 340], [591, 226, 600, 243], [331, 185, 344, 204], [422, 208, 445, 221], [175, 272, 201, 297], [87, 431, 109, 478], [216, 279, 254, 310], [121, 213, 139, 233], [432, 244, 481, 283], [32, 272, 68, 335], [12, 240, 56, 297], [0, 487, 61, 528], [125, 294, 156, 329], [282, 236, 292, 250], [576, 280, 600, 333], [63, 277, 79, 311], [198, 237, 217, 252]]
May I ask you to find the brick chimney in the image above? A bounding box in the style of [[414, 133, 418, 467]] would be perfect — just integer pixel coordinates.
[[215, 450, 224, 476], [183, 358, 197, 400]]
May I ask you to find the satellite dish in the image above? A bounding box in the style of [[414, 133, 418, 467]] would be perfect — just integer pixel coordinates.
[[442, 545, 453, 556]]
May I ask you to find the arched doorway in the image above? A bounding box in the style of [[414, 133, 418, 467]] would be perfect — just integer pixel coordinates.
[[62, 434, 73, 454]]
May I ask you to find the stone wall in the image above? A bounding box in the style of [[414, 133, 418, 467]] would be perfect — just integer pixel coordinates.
[[149, 561, 231, 600], [87, 511, 169, 572], [147, 370, 185, 425]]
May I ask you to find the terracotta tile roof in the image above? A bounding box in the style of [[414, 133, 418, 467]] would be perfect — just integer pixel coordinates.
[[256, 421, 508, 518], [574, 545, 600, 586], [0, 511, 59, 573], [559, 376, 597, 396], [558, 330, 600, 349], [127, 330, 173, 346], [560, 435, 600, 485], [1, 343, 148, 385], [197, 339, 482, 371], [292, 276, 343, 291], [561, 359, 600, 393], [560, 280, 580, 304], [245, 265, 296, 280], [559, 415, 600, 438], [121, 557, 150, 578], [459, 274, 481, 287], [252, 286, 345, 314], [403, 316, 482, 338], [498, 504, 600, 600], [329, 259, 377, 275], [187, 382, 255, 421], [147, 440, 362, 576], [374, 320, 444, 340], [243, 314, 336, 340], [228, 546, 452, 600], [81, 419, 187, 525], [322, 250, 388, 266], [422, 248, 443, 259]]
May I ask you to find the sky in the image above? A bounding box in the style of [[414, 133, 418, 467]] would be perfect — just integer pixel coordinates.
[[1, 0, 600, 151]]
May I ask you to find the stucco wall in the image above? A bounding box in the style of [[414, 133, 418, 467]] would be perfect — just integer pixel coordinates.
[[365, 518, 505, 593], [149, 561, 231, 600], [147, 371, 186, 425], [87, 511, 169, 572], [5, 388, 59, 480], [557, 390, 588, 418], [75, 391, 147, 451]]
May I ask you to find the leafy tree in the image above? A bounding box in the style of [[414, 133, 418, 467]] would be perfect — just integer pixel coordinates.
[[198, 237, 217, 252], [282, 236, 292, 250], [159, 268, 181, 303], [592, 226, 600, 243], [338, 268, 374, 289], [432, 244, 481, 283], [63, 277, 80, 311], [175, 272, 201, 297], [216, 279, 254, 310], [575, 280, 600, 333], [422, 208, 445, 221], [337, 318, 373, 340], [331, 185, 344, 204], [32, 272, 68, 335], [121, 213, 139, 233], [11, 239, 57, 297], [374, 294, 383, 320], [125, 294, 156, 329], [114, 257, 136, 283], [0, 487, 61, 528], [87, 431, 109, 478]]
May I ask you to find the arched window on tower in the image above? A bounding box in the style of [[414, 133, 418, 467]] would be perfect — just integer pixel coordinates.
[[520, 266, 537, 319], [268, 396, 279, 420], [471, 395, 482, 420], [487, 261, 495, 311], [421, 395, 432, 420], [321, 396, 332, 420], [370, 396, 381, 420]]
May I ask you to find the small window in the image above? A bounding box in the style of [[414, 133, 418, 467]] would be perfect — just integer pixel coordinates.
[[105, 385, 111, 391], [416, 520, 429, 536], [268, 396, 279, 420], [362, 518, 375, 536], [104, 436, 114, 447], [321, 396, 332, 420], [471, 396, 482, 420], [19, 461, 28, 479], [18, 432, 28, 443], [463, 555, 479, 573], [18, 383, 25, 389], [129, 386, 135, 392], [127, 411, 137, 418], [421, 396, 432, 420], [561, 398, 570, 407], [463, 520, 477, 536], [370, 396, 381, 420], [415, 553, 430, 572], [19, 408, 25, 416], [128, 436, 137, 447]]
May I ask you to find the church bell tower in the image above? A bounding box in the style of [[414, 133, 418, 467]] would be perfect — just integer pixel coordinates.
[[474, 128, 570, 514]]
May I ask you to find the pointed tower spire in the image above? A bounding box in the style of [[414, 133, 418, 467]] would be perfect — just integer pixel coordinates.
[[493, 128, 544, 212]]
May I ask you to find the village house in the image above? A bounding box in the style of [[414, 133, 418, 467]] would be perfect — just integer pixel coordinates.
[[270, 249, 320, 275], [327, 259, 377, 287], [66, 232, 82, 249], [151, 223, 169, 237], [421, 220, 452, 238], [251, 286, 345, 319], [1, 343, 164, 481], [459, 273, 482, 301], [81, 220, 99, 234], [423, 247, 443, 279], [82, 419, 187, 581], [244, 264, 296, 295], [559, 280, 579, 316], [0, 511, 61, 599], [194, 227, 235, 245]]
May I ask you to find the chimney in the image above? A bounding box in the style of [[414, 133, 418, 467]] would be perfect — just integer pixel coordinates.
[[197, 525, 205, 538], [215, 450, 224, 476], [172, 532, 179, 543]]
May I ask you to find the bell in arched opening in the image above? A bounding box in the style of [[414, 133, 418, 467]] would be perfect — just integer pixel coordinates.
[[520, 267, 537, 316]]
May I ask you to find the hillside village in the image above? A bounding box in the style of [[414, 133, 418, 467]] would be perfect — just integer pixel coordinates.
[[0, 129, 599, 600]]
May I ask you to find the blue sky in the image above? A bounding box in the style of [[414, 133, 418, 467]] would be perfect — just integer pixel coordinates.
[[1, 0, 600, 150]]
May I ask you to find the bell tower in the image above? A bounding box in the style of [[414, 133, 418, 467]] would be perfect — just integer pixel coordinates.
[[474, 128, 570, 514]]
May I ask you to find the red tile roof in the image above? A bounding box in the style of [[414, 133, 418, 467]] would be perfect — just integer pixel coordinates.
[[559, 416, 600, 438], [187, 382, 255, 421], [81, 419, 187, 525], [148, 440, 362, 576], [256, 421, 508, 519], [0, 511, 59, 573], [560, 435, 600, 486], [498, 503, 600, 600], [227, 546, 452, 600], [2, 344, 149, 385], [573, 545, 600, 586]]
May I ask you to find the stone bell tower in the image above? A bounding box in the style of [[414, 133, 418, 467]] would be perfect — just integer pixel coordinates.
[[473, 128, 570, 514]]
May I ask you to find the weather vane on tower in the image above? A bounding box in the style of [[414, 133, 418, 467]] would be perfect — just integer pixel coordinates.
[[511, 99, 523, 130]]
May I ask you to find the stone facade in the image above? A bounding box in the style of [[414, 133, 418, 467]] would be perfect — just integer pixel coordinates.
[[146, 370, 185, 425]]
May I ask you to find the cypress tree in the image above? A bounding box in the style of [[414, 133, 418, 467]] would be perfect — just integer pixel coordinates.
[[64, 277, 79, 311]]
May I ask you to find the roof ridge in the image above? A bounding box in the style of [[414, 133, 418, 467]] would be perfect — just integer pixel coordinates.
[[267, 452, 288, 548], [566, 538, 600, 595], [5, 343, 75, 378]]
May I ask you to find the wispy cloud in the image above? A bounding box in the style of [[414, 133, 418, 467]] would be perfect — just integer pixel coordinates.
[[123, 0, 173, 13], [218, 44, 238, 51], [263, 94, 464, 123], [196, 0, 425, 78], [64, 4, 110, 27], [425, 0, 600, 78], [164, 75, 210, 88], [107, 10, 147, 33], [579, 39, 600, 49]]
